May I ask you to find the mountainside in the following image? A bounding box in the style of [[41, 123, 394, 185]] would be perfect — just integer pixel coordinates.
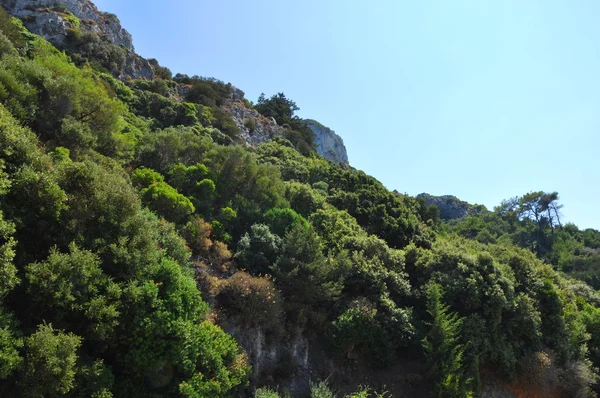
[[1, 2, 600, 398], [1, 0, 349, 162], [2, 0, 154, 79]]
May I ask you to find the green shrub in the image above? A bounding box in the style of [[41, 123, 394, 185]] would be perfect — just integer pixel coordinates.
[[0, 7, 25, 51], [310, 380, 336, 398], [255, 387, 281, 398], [21, 324, 82, 396], [131, 166, 164, 188], [244, 118, 257, 131], [263, 207, 308, 236], [0, 31, 17, 57], [140, 181, 195, 223]]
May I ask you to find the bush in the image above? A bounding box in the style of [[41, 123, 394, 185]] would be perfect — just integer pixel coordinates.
[[217, 271, 284, 333], [0, 7, 25, 51], [140, 181, 195, 223], [310, 380, 336, 398], [244, 118, 257, 131], [183, 216, 213, 255], [21, 324, 82, 396], [255, 387, 281, 398], [235, 224, 282, 275], [131, 166, 164, 188], [0, 31, 17, 57], [263, 207, 308, 236]]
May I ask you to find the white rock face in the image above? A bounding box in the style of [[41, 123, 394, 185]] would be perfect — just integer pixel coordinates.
[[304, 119, 349, 164]]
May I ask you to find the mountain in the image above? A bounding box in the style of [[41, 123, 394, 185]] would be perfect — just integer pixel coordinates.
[[1, 0, 349, 163], [1, 1, 600, 398]]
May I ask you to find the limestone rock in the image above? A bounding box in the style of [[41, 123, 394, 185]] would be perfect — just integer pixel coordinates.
[[3, 0, 133, 49], [222, 89, 285, 146], [417, 193, 484, 220], [2, 0, 154, 79], [303, 119, 349, 164]]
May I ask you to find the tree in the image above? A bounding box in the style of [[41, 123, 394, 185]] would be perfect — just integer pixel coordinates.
[[255, 92, 299, 124], [271, 225, 342, 328], [422, 283, 473, 398], [21, 324, 82, 397], [0, 210, 18, 298], [0, 308, 23, 380], [263, 207, 308, 236], [254, 93, 315, 152], [25, 244, 122, 343], [517, 191, 563, 255], [235, 224, 282, 275], [132, 167, 195, 224]]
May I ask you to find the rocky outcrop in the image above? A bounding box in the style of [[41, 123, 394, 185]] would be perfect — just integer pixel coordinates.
[[3, 0, 132, 48], [221, 88, 286, 146], [223, 89, 350, 163], [303, 119, 349, 164], [417, 193, 484, 220], [2, 0, 154, 79]]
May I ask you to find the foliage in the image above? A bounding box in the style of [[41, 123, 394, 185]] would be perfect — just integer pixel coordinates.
[[235, 223, 282, 275], [21, 324, 82, 397], [25, 244, 122, 342], [133, 167, 195, 223], [255, 387, 281, 398], [310, 380, 337, 398], [272, 225, 343, 330], [0, 7, 24, 51], [0, 309, 22, 380], [217, 272, 284, 333], [255, 92, 315, 152], [263, 207, 308, 236], [0, 16, 599, 398], [422, 283, 473, 398]]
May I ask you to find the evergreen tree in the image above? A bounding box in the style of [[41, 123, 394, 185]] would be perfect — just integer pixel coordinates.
[[422, 283, 473, 398]]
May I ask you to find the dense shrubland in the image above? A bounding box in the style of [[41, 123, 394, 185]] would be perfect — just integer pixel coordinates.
[[1, 6, 600, 397]]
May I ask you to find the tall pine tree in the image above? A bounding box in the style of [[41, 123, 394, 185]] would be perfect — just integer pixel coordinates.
[[422, 283, 473, 398]]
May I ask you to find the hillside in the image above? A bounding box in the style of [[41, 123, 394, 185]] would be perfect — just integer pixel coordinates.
[[1, 2, 600, 398]]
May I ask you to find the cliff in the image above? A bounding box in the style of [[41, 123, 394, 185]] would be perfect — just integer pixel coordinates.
[[2, 0, 154, 79], [303, 119, 349, 164]]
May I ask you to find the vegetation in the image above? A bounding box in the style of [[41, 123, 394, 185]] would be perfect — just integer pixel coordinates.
[[1, 5, 600, 397]]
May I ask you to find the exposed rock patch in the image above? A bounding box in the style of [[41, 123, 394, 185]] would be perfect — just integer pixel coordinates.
[[2, 0, 154, 79], [417, 193, 484, 220], [303, 119, 349, 164]]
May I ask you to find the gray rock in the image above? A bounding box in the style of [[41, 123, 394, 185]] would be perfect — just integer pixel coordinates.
[[2, 0, 154, 79], [224, 99, 284, 145], [303, 119, 349, 164], [417, 193, 484, 220], [3, 0, 133, 50], [222, 91, 350, 164]]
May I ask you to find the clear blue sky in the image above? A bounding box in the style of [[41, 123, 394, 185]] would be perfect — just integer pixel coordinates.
[[94, 0, 600, 230]]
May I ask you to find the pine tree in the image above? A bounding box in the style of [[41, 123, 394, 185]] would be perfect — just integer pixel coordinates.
[[422, 283, 473, 398]]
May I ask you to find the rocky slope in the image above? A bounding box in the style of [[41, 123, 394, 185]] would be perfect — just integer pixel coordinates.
[[2, 0, 154, 79], [223, 89, 349, 163], [222, 87, 286, 146], [2, 0, 350, 164], [417, 193, 484, 220]]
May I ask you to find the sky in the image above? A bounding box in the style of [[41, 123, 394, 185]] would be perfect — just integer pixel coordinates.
[[94, 0, 600, 229]]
